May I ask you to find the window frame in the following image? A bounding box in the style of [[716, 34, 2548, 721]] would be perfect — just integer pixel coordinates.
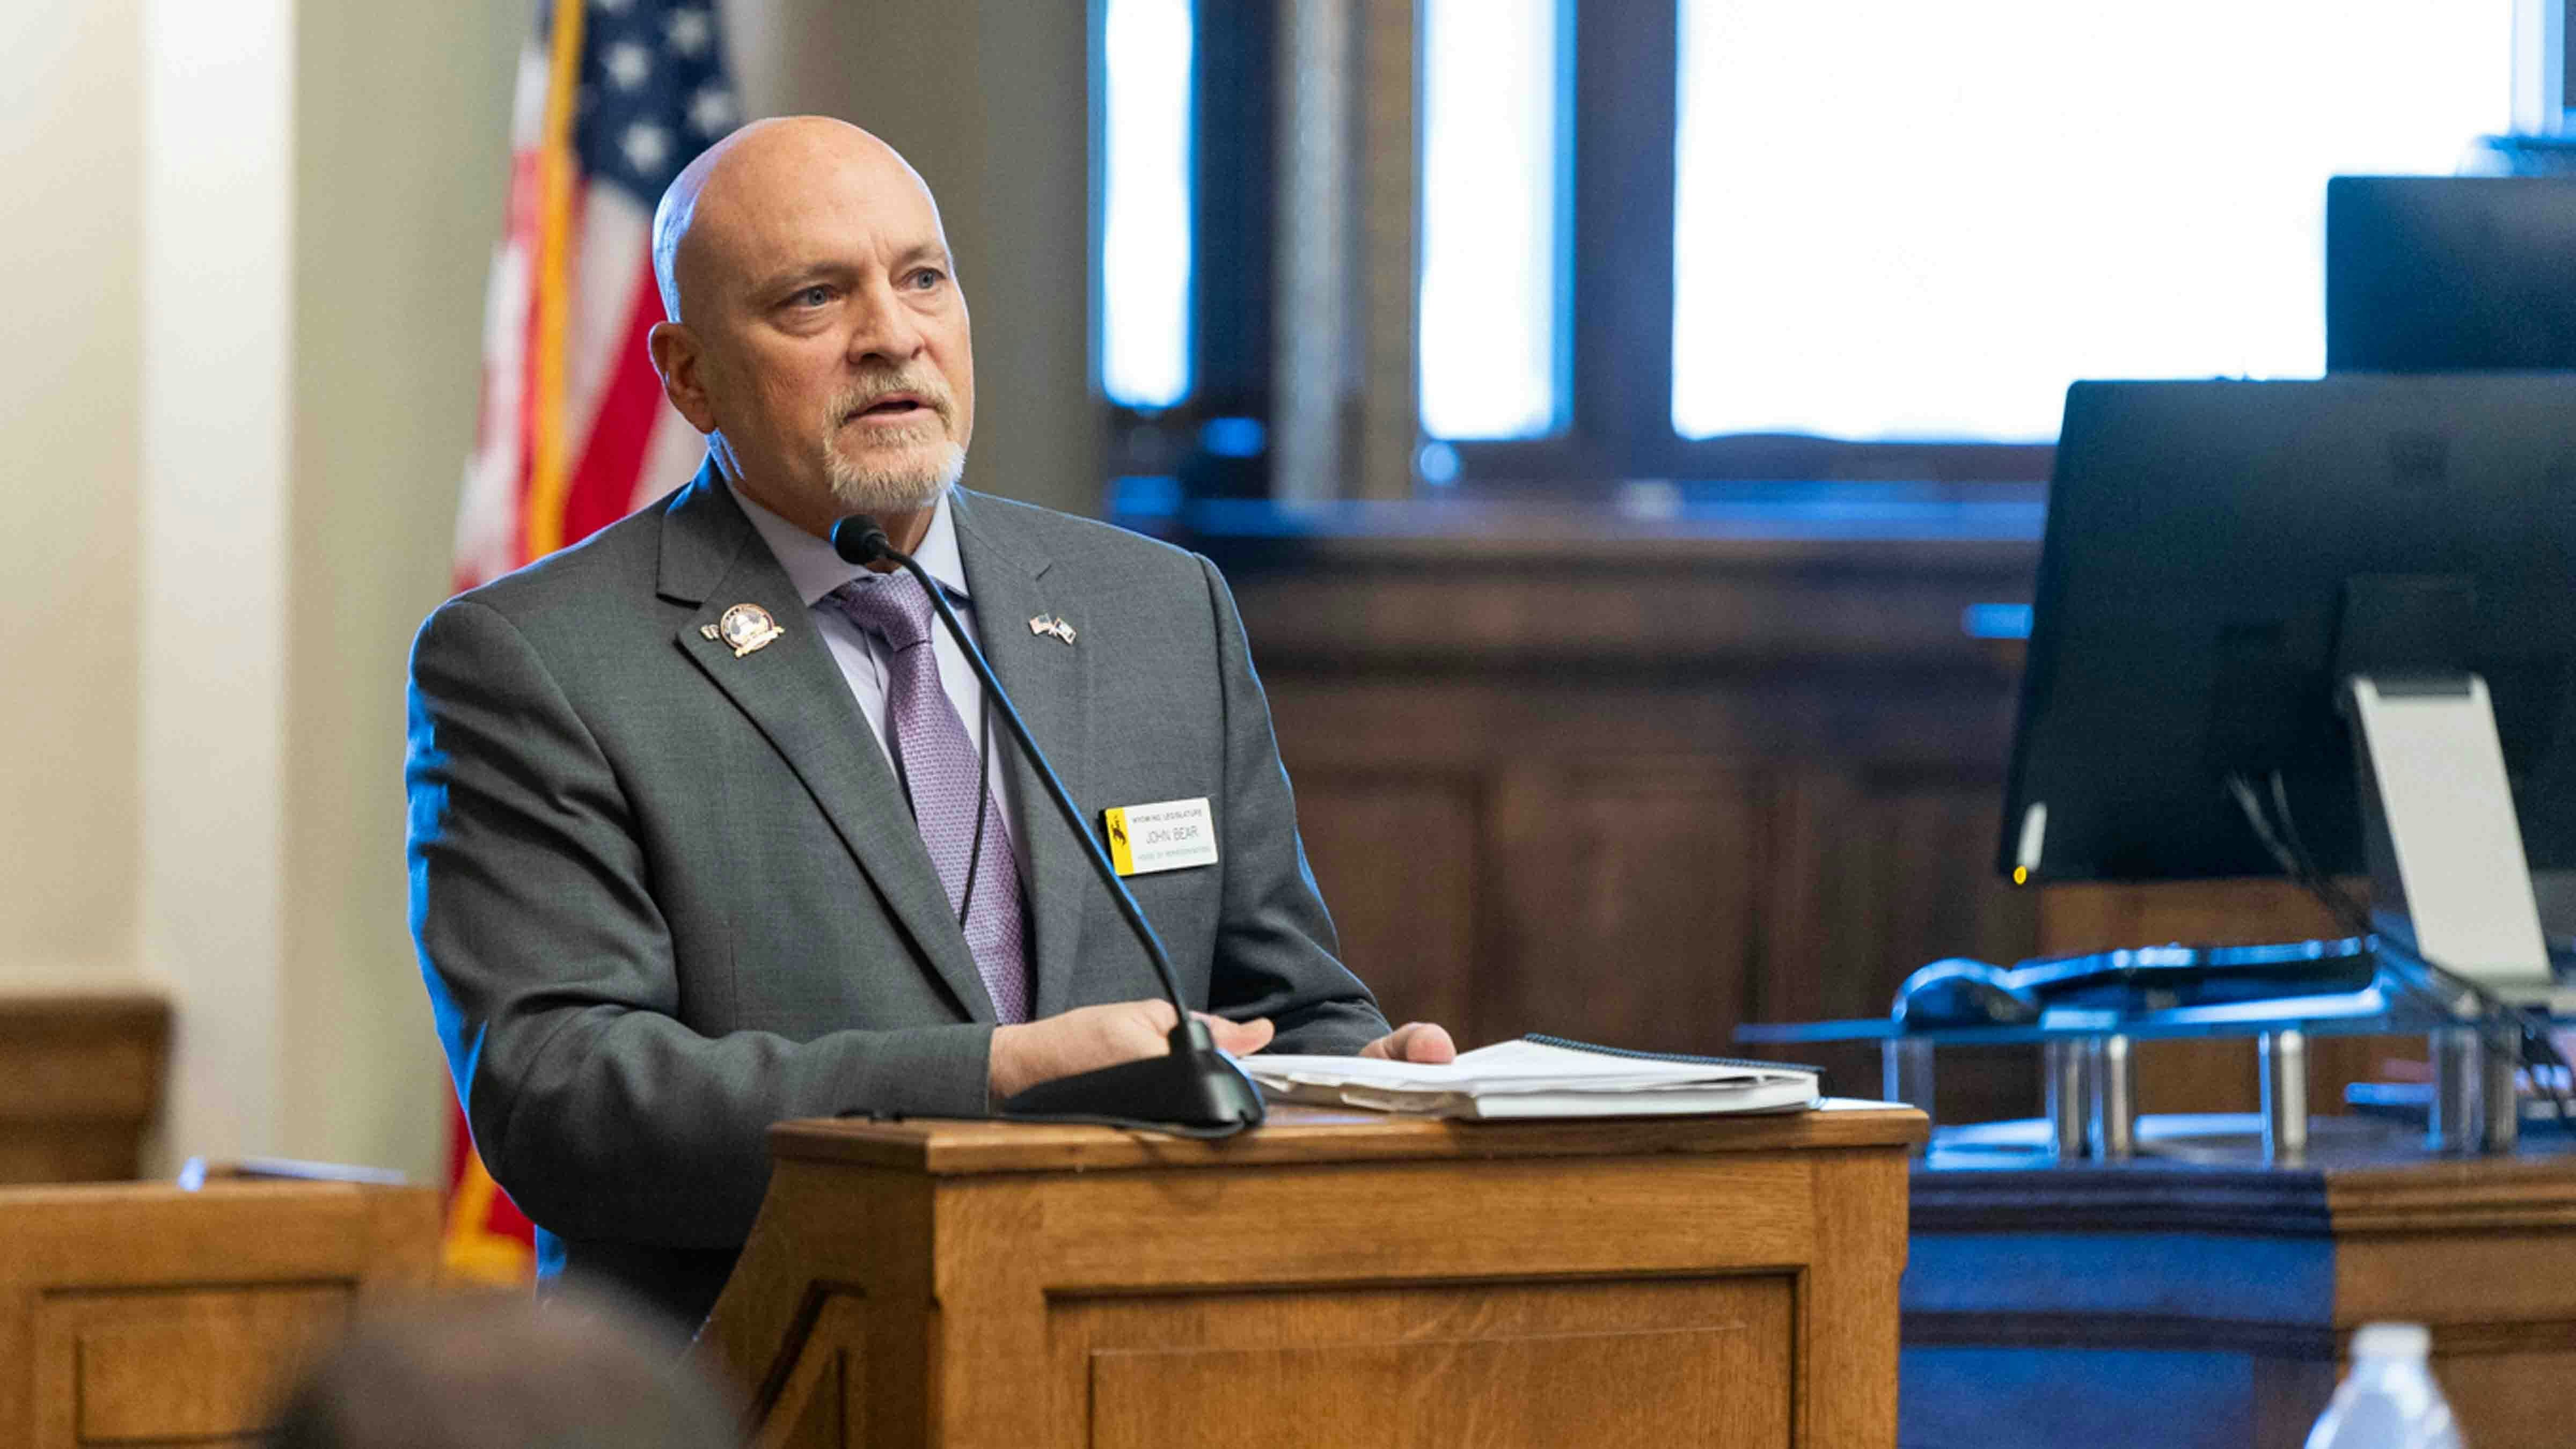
[[1436, 0, 2052, 494], [1111, 0, 2534, 507], [1097, 0, 1280, 506]]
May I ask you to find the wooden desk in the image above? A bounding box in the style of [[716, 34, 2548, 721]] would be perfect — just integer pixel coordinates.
[[704, 1102, 1927, 1449], [0, 1174, 440, 1446], [1902, 1121, 2576, 1449]]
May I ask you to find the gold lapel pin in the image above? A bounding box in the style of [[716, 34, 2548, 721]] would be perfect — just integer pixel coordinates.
[[713, 603, 785, 657]]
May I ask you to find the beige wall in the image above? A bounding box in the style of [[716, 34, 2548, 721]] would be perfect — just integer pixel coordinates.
[[281, 0, 522, 1181], [138, 0, 296, 1177], [1, 0, 522, 1184], [0, 1, 145, 991]]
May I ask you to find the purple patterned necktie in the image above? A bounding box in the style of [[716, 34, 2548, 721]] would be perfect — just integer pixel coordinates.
[[826, 572, 1033, 1023]]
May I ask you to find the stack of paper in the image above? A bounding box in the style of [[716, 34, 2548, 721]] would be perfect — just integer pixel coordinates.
[[1241, 1036, 1819, 1120]]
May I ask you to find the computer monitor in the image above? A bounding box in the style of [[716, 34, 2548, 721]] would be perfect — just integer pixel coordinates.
[[2326, 175, 2576, 372], [1999, 375, 2576, 889]]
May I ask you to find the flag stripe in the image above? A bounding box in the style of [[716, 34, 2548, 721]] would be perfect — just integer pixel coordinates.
[[563, 186, 656, 450], [564, 252, 678, 546], [525, 0, 589, 560]]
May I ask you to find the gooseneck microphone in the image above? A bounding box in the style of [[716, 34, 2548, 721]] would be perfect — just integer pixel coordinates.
[[829, 514, 1266, 1134]]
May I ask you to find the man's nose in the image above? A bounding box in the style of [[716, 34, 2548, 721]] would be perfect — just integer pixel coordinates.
[[843, 277, 927, 364]]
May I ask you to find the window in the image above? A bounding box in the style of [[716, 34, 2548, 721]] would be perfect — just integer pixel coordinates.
[[1417, 0, 1567, 441], [1099, 2, 2524, 503], [1670, 0, 2513, 444], [1098, 0, 1195, 412]]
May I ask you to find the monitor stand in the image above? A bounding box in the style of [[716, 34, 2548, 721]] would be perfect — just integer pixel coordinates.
[[2344, 673, 2563, 1006]]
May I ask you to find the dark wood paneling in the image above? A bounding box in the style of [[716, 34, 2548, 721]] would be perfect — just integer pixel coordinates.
[[1297, 774, 1482, 1034], [1220, 522, 2044, 1113], [1480, 759, 1769, 1055], [1774, 771, 2040, 1121]]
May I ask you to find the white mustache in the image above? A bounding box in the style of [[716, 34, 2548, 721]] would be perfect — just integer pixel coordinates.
[[833, 376, 952, 422]]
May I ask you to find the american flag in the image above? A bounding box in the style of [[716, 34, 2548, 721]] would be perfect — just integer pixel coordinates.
[[444, 0, 738, 1285], [453, 0, 738, 591]]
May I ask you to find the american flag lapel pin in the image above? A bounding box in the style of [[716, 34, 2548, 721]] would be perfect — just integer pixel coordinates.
[[1029, 612, 1078, 645]]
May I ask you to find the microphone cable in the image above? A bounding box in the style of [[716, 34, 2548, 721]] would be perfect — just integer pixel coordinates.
[[2224, 770, 2574, 1130]]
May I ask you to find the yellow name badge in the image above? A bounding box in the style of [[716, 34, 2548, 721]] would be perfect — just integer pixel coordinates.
[[1102, 796, 1220, 877]]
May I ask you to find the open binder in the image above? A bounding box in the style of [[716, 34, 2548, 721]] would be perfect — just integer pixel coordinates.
[[1242, 1035, 1820, 1119]]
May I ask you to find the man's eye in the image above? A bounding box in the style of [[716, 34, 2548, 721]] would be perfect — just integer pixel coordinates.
[[907, 269, 945, 291], [790, 285, 833, 308]]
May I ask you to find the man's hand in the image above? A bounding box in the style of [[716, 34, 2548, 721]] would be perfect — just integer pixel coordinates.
[[988, 1000, 1275, 1100], [1359, 1021, 1458, 1064]]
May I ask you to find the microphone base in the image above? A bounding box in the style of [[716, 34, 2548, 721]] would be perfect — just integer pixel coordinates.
[[999, 1023, 1268, 1133]]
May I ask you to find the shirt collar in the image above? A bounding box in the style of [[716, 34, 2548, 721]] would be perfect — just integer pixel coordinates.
[[727, 478, 971, 609]]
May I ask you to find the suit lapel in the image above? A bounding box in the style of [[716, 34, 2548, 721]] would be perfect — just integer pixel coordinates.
[[658, 467, 996, 1023], [950, 491, 1095, 1019]]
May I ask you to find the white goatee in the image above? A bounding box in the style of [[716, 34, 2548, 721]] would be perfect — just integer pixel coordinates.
[[825, 438, 965, 514]]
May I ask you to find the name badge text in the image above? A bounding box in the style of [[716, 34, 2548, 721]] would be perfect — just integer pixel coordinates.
[[1103, 797, 1219, 876]]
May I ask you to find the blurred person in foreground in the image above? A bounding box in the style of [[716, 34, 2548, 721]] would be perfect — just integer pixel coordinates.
[[267, 1293, 742, 1449], [407, 116, 1455, 1327]]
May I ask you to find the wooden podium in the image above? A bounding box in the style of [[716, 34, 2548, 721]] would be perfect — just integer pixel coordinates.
[[701, 1102, 1924, 1449]]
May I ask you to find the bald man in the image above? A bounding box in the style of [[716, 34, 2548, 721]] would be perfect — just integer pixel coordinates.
[[406, 118, 1450, 1326]]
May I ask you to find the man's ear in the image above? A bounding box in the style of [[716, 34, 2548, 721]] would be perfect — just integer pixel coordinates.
[[647, 321, 718, 434]]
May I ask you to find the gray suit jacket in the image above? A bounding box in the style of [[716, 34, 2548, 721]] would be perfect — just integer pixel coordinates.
[[406, 463, 1387, 1324]]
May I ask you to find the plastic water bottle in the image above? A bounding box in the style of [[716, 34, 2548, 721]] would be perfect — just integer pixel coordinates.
[[2305, 1323, 2464, 1448]]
